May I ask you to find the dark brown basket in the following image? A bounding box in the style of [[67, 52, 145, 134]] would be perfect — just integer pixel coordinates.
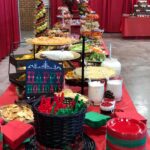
[[32, 98, 87, 148]]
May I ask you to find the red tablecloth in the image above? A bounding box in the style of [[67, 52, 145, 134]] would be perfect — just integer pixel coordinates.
[[121, 16, 150, 37], [0, 83, 149, 150]]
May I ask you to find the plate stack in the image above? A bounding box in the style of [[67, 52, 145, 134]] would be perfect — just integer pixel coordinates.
[[106, 118, 147, 150]]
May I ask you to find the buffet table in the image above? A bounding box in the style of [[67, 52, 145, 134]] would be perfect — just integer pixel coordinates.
[[0, 83, 150, 149], [121, 16, 150, 37]]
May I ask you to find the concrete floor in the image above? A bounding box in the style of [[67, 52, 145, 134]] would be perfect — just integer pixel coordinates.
[[0, 33, 150, 130], [103, 33, 150, 129]]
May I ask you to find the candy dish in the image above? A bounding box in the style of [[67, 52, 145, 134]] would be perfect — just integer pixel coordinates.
[[100, 101, 115, 112]]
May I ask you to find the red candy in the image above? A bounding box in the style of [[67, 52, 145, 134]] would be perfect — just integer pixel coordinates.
[[101, 102, 113, 107]]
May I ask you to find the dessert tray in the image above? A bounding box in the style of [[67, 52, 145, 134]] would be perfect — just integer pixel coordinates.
[[26, 37, 78, 46], [35, 50, 81, 61], [0, 104, 33, 123]]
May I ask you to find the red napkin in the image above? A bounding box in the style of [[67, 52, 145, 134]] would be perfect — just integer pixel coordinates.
[[2, 121, 34, 149]]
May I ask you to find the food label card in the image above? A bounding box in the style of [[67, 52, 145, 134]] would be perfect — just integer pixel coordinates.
[[26, 60, 64, 97]]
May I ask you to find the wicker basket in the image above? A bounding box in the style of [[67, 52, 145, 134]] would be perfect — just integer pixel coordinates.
[[32, 98, 87, 148]]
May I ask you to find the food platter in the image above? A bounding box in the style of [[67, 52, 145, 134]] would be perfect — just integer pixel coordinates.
[[35, 50, 81, 61], [26, 37, 79, 46], [0, 104, 34, 123], [74, 66, 116, 80], [70, 43, 92, 53], [85, 52, 106, 63], [65, 67, 116, 85]]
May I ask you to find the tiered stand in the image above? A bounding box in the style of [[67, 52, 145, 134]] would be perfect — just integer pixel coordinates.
[[8, 41, 80, 89]]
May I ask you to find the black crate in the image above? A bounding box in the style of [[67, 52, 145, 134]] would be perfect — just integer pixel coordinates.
[[9, 72, 26, 88], [9, 54, 34, 68]]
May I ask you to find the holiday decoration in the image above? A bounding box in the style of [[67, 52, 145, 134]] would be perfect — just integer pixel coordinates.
[[32, 94, 86, 148], [34, 0, 48, 37], [38, 94, 85, 115], [34, 0, 48, 52], [26, 60, 64, 97]]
